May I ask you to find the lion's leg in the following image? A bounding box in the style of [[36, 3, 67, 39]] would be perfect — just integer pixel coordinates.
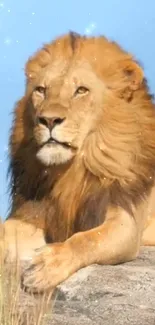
[[22, 207, 140, 292], [2, 219, 46, 262], [141, 216, 155, 246]]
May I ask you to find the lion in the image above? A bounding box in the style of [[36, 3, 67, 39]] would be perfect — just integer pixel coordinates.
[[2, 31, 155, 293]]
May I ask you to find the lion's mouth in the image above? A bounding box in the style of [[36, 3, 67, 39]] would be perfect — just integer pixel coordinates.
[[42, 137, 73, 149]]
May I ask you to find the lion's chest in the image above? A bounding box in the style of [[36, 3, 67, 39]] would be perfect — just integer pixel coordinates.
[[45, 189, 108, 243]]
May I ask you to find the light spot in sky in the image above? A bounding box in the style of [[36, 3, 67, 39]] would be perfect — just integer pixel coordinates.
[[4, 146, 8, 152], [84, 22, 96, 35], [4, 38, 12, 45], [0, 3, 4, 8], [8, 9, 11, 13]]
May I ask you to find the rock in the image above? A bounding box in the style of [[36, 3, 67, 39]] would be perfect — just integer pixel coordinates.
[[47, 247, 155, 325]]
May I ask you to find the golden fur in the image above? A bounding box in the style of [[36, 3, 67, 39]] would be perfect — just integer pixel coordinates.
[[2, 32, 155, 292]]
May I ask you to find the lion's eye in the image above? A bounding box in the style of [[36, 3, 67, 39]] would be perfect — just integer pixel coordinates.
[[34, 86, 46, 95], [74, 86, 89, 96]]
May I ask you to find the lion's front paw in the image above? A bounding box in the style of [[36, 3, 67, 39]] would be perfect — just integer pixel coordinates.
[[21, 242, 77, 293]]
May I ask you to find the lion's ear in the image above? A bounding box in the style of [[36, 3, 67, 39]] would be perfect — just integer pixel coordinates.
[[112, 56, 144, 101], [116, 58, 144, 101], [122, 59, 144, 90]]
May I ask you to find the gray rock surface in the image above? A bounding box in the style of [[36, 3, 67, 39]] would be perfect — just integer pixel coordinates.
[[47, 247, 155, 325]]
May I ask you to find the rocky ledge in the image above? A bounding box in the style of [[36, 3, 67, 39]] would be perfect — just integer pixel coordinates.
[[17, 247, 155, 324], [48, 247, 155, 325]]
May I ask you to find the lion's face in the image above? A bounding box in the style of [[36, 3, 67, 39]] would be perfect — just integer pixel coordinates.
[[31, 60, 105, 166], [25, 33, 144, 166]]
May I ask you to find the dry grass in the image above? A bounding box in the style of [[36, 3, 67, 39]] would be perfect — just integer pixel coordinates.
[[0, 224, 54, 325]]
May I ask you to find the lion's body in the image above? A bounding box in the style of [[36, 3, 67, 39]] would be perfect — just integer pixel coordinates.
[[2, 32, 155, 291]]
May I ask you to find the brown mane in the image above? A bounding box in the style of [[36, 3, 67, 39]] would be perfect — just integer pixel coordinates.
[[8, 32, 155, 245]]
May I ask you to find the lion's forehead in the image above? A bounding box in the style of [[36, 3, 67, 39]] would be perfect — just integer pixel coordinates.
[[28, 34, 130, 88], [36, 57, 105, 98], [39, 59, 69, 83]]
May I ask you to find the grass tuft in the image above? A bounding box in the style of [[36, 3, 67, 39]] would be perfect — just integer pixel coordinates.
[[0, 222, 54, 325]]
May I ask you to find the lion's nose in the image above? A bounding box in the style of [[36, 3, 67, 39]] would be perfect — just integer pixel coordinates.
[[36, 116, 65, 131]]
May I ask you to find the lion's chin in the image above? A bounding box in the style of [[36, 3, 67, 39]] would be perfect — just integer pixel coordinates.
[[36, 144, 74, 166]]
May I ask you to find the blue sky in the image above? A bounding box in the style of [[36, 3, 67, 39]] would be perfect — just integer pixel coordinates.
[[0, 0, 155, 218]]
